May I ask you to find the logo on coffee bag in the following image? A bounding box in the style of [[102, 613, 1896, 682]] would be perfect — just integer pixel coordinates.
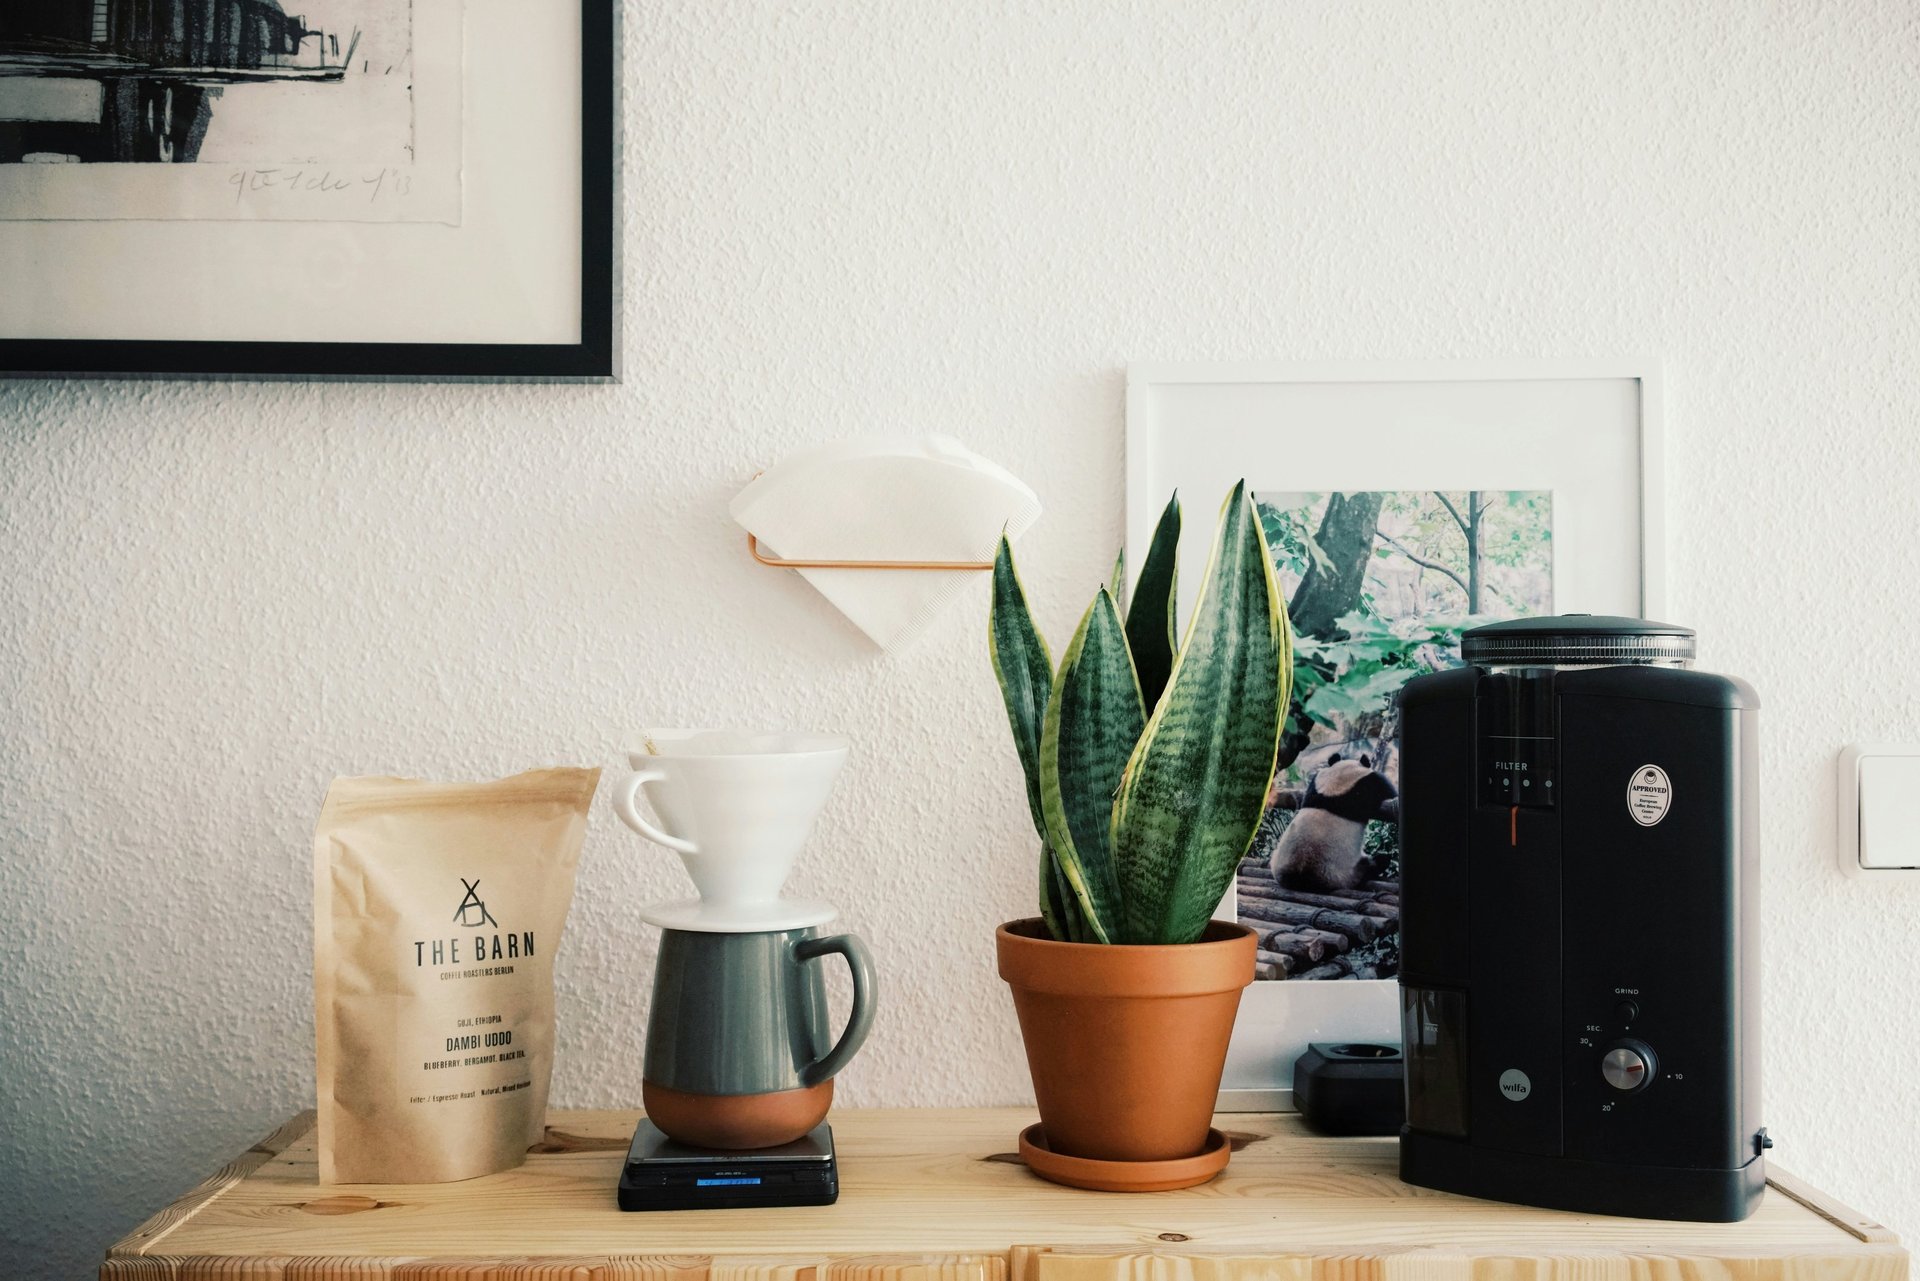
[[454, 877, 498, 928], [413, 877, 534, 967]]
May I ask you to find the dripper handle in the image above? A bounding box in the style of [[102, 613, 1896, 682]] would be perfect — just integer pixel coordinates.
[[613, 770, 699, 854], [794, 932, 876, 1087]]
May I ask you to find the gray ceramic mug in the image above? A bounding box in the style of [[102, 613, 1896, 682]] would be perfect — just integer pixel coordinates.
[[641, 925, 877, 1149]]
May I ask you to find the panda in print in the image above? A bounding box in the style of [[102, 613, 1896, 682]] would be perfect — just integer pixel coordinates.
[[1268, 752, 1398, 894]]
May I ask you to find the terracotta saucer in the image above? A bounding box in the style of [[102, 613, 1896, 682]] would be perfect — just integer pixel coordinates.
[[1017, 1124, 1231, 1192]]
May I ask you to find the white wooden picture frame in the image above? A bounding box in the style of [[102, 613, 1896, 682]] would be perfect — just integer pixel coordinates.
[[1124, 359, 1665, 1110]]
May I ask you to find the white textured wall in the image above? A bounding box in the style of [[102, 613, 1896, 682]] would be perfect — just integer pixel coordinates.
[[4, 2, 1919, 1273]]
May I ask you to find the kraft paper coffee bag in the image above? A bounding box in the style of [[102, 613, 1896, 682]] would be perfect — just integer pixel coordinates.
[[313, 767, 599, 1184]]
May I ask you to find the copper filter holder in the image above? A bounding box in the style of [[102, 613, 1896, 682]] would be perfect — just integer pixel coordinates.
[[745, 532, 993, 573], [741, 467, 995, 571]]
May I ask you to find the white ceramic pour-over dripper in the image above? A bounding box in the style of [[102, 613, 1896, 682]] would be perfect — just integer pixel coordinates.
[[614, 730, 849, 932]]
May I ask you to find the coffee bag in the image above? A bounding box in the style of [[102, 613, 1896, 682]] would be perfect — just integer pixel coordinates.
[[313, 767, 599, 1184]]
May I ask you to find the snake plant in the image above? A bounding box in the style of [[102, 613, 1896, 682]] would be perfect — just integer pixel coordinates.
[[990, 482, 1292, 945]]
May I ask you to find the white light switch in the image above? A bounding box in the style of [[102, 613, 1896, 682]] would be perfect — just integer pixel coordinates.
[[1839, 745, 1920, 875]]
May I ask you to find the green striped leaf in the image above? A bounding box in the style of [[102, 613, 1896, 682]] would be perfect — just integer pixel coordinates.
[[1039, 842, 1092, 942], [1039, 587, 1144, 943], [993, 536, 1092, 942], [1038, 839, 1067, 938], [1111, 481, 1289, 945], [1125, 493, 1181, 714], [989, 534, 1053, 844], [1109, 548, 1126, 599]]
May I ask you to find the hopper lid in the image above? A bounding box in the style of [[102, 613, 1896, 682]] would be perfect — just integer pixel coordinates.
[[1461, 614, 1696, 666]]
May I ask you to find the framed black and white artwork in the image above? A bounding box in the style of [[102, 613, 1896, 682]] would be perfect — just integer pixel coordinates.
[[1126, 360, 1665, 1108], [0, 0, 614, 379]]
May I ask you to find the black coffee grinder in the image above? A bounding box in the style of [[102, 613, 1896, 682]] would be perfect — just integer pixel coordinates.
[[1396, 615, 1767, 1221]]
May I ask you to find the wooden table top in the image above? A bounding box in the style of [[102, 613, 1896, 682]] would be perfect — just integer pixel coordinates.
[[104, 1107, 1905, 1281]]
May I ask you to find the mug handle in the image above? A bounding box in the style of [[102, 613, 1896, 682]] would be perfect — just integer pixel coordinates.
[[612, 770, 699, 855], [793, 932, 877, 1087]]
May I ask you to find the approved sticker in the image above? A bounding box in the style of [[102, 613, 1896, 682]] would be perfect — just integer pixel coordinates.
[[1628, 764, 1672, 826]]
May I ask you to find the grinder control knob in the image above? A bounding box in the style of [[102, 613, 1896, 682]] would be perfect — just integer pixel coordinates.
[[1601, 1040, 1656, 1092]]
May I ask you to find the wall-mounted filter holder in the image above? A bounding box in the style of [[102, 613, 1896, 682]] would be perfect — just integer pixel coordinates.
[[744, 530, 992, 572], [727, 439, 1041, 652], [1837, 744, 1920, 876]]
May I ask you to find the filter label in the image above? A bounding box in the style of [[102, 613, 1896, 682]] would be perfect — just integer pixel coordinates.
[[1627, 764, 1672, 826]]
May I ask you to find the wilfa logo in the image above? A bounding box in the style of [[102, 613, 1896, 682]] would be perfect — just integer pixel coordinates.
[[414, 878, 534, 968], [454, 878, 498, 928]]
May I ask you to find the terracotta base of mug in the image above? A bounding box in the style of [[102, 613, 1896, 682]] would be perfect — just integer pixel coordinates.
[[1018, 1122, 1231, 1192], [642, 1078, 835, 1150]]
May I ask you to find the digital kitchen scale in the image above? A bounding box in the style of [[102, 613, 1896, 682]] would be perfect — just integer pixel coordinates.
[[617, 1119, 838, 1211]]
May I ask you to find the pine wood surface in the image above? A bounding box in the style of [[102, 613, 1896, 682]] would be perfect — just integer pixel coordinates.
[[102, 1108, 1905, 1281]]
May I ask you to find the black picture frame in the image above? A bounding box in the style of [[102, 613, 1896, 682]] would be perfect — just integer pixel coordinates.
[[0, 1, 616, 382]]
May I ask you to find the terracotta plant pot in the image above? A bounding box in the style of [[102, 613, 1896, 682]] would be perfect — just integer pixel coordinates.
[[996, 917, 1257, 1168]]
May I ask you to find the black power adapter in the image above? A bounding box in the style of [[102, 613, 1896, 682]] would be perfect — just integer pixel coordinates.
[[1293, 1042, 1405, 1137]]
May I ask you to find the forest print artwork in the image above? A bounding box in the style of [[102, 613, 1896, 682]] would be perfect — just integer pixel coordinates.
[[1239, 490, 1554, 980]]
